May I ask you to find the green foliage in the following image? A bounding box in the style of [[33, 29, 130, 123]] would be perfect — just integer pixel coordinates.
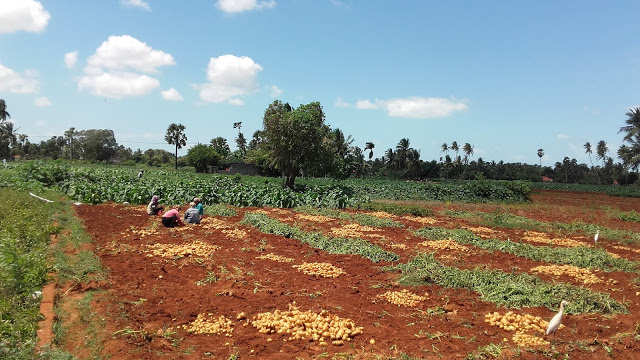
[[356, 202, 434, 216], [391, 253, 627, 314], [532, 182, 640, 198], [618, 210, 640, 223], [414, 227, 638, 273], [186, 143, 222, 173], [241, 212, 399, 262]]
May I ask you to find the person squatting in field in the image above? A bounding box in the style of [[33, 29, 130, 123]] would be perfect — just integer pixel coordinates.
[[184, 202, 201, 224], [161, 205, 185, 228], [193, 197, 204, 217], [147, 195, 164, 215]]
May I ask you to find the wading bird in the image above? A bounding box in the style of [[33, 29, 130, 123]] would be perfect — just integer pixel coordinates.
[[546, 300, 569, 345], [594, 230, 600, 245]]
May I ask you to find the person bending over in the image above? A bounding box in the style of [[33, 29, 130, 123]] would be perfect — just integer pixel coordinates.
[[161, 205, 185, 228], [184, 202, 201, 224]]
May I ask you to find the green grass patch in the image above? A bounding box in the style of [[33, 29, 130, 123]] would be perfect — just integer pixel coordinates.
[[414, 227, 638, 273], [618, 210, 640, 223], [205, 203, 237, 217], [296, 206, 404, 228], [390, 253, 627, 314], [241, 212, 399, 262]]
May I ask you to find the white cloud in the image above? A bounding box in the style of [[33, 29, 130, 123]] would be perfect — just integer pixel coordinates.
[[356, 96, 468, 118], [0, 63, 40, 93], [0, 0, 50, 33], [216, 0, 276, 13], [270, 85, 282, 98], [34, 96, 51, 107], [161, 88, 183, 101], [78, 72, 160, 99], [334, 97, 351, 108], [64, 51, 78, 69], [78, 35, 175, 98], [556, 133, 569, 140], [198, 55, 263, 105], [120, 0, 151, 11], [329, 0, 350, 9]]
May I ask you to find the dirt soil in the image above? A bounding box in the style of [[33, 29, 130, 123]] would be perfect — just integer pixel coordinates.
[[66, 190, 640, 359]]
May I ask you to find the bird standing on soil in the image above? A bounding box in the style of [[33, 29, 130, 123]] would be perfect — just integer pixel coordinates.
[[546, 300, 569, 345], [594, 230, 600, 245]]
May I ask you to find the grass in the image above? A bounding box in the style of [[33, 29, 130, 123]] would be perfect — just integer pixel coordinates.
[[355, 202, 434, 217], [241, 212, 399, 262], [413, 227, 638, 273], [390, 253, 627, 314]]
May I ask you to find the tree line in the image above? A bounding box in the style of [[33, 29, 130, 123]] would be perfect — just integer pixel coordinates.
[[1, 98, 639, 188]]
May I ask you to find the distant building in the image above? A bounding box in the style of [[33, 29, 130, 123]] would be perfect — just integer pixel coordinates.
[[209, 163, 260, 176], [541, 176, 553, 183]]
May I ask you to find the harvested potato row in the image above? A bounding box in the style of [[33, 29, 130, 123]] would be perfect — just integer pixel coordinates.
[[611, 245, 640, 254], [129, 228, 159, 237], [222, 228, 248, 239], [388, 243, 408, 249], [183, 313, 233, 336], [464, 226, 501, 237], [145, 240, 220, 258], [331, 225, 385, 239], [257, 253, 295, 263], [368, 211, 395, 219], [292, 262, 345, 278], [484, 311, 560, 335], [201, 218, 232, 229], [401, 215, 439, 225], [512, 333, 549, 347], [251, 303, 363, 345], [331, 227, 365, 238], [419, 239, 469, 252], [377, 289, 427, 307], [296, 214, 335, 222], [530, 264, 601, 285], [342, 223, 379, 232], [522, 231, 584, 247]]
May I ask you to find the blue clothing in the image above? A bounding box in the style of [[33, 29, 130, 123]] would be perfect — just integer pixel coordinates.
[[196, 203, 204, 216]]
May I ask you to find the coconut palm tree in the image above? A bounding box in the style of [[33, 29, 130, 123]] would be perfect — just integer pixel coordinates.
[[384, 148, 394, 167], [584, 141, 601, 184], [619, 107, 640, 143], [450, 141, 459, 158], [235, 132, 247, 154], [441, 143, 449, 156], [364, 142, 375, 160], [395, 138, 410, 170], [165, 123, 187, 169], [596, 140, 608, 167], [0, 99, 10, 122]]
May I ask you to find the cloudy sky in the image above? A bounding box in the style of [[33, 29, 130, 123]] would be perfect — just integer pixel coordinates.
[[1, 0, 639, 165]]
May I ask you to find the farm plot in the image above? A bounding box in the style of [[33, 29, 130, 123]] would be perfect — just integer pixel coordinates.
[[67, 193, 640, 359]]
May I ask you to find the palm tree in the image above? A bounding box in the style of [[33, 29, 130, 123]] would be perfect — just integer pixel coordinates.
[[584, 141, 600, 184], [618, 107, 640, 174], [233, 122, 242, 134], [441, 143, 449, 156], [165, 123, 187, 169], [235, 132, 247, 154], [619, 107, 640, 143], [596, 140, 608, 167], [450, 141, 459, 158], [0, 99, 10, 122], [364, 142, 375, 160], [395, 138, 410, 170], [384, 148, 394, 167]]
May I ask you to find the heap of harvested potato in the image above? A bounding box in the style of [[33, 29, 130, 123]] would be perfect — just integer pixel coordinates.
[[251, 303, 363, 345], [464, 226, 501, 238], [377, 289, 427, 307], [296, 213, 335, 222], [222, 228, 248, 239], [129, 228, 159, 237], [401, 215, 439, 224], [531, 264, 601, 285], [522, 231, 583, 247], [183, 313, 233, 336], [485, 311, 560, 346], [612, 245, 640, 254], [368, 211, 395, 219], [419, 239, 469, 252], [201, 218, 232, 229], [292, 262, 345, 278], [256, 253, 295, 263], [145, 240, 219, 257], [331, 224, 383, 239]]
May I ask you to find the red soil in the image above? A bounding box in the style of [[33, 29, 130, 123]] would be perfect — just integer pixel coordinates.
[[65, 190, 640, 359]]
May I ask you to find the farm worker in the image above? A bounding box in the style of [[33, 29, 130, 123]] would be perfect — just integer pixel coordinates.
[[161, 205, 185, 228], [146, 195, 164, 215], [193, 197, 204, 216], [184, 202, 201, 224], [138, 169, 144, 179]]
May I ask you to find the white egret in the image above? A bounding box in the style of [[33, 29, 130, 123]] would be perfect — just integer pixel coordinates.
[[546, 300, 569, 345], [594, 230, 600, 245]]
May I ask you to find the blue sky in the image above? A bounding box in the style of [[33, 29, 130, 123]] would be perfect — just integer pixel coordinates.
[[1, 0, 639, 167]]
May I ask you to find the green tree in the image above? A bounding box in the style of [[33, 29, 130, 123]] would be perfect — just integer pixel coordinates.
[[210, 137, 231, 158], [0, 121, 17, 160], [262, 100, 329, 189], [441, 142, 449, 156], [76, 129, 118, 161], [0, 99, 10, 122], [395, 138, 410, 170], [235, 132, 247, 154], [450, 141, 459, 158], [584, 141, 601, 184], [596, 140, 608, 167], [618, 107, 640, 172], [187, 143, 222, 173], [64, 127, 78, 161], [165, 123, 187, 170]]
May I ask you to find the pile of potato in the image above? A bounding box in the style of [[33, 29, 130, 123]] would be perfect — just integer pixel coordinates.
[[377, 289, 427, 307], [129, 228, 159, 237], [296, 213, 335, 222], [612, 245, 640, 254], [331, 226, 365, 238], [183, 313, 234, 336], [401, 215, 439, 224], [251, 303, 363, 345], [222, 228, 248, 239], [531, 264, 601, 285], [485, 311, 555, 347], [145, 240, 220, 258], [292, 262, 345, 278], [464, 226, 500, 237], [419, 239, 469, 252], [522, 231, 583, 247], [368, 211, 395, 219], [201, 218, 232, 230], [512, 333, 549, 346], [256, 253, 295, 263]]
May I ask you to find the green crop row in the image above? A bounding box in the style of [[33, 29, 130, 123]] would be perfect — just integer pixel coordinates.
[[532, 182, 640, 198], [413, 227, 638, 273], [241, 212, 399, 263], [295, 206, 405, 228], [390, 253, 627, 314]]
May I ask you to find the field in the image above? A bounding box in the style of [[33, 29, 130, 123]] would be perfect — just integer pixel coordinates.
[[53, 189, 640, 359]]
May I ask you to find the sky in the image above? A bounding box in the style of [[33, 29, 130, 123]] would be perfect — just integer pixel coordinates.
[[1, 0, 639, 167]]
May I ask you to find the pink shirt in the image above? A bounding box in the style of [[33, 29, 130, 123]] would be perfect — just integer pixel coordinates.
[[162, 209, 179, 218]]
